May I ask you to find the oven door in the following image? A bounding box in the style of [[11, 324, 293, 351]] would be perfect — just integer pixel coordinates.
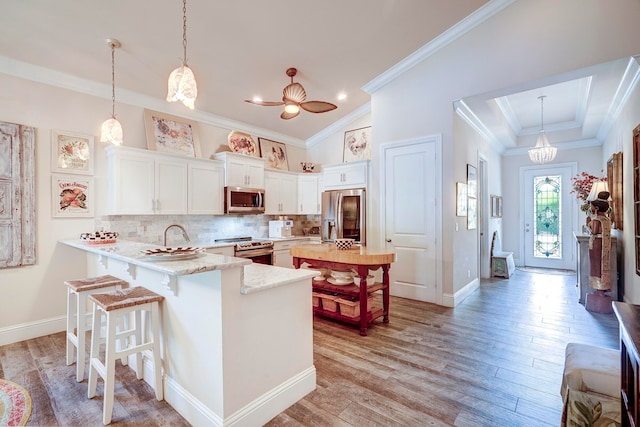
[[234, 247, 274, 265]]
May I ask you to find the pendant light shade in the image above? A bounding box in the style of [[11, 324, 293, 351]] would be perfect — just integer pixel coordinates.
[[528, 95, 556, 164], [167, 0, 197, 110], [100, 39, 123, 146]]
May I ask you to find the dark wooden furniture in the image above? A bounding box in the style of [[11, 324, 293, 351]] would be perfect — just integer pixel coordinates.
[[613, 301, 640, 426], [291, 244, 394, 336]]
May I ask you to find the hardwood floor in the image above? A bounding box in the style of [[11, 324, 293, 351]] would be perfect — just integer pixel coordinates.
[[0, 269, 618, 426]]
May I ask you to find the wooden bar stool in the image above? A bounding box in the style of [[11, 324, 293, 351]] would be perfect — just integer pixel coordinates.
[[87, 286, 164, 425], [65, 275, 128, 382]]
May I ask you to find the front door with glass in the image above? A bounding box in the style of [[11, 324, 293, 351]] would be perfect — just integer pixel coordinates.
[[523, 165, 576, 270]]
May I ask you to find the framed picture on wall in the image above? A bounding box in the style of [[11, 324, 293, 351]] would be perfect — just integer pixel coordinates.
[[467, 197, 477, 229], [51, 130, 94, 175], [258, 138, 289, 170], [491, 195, 503, 218], [467, 164, 477, 198], [456, 182, 468, 216], [51, 174, 94, 218], [343, 126, 371, 162], [144, 109, 201, 158]]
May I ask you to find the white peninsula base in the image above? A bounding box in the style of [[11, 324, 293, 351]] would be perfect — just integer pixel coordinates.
[[62, 240, 316, 427]]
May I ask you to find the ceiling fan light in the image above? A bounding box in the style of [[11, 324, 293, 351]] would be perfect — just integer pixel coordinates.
[[100, 117, 123, 146], [284, 103, 300, 114], [167, 64, 197, 110]]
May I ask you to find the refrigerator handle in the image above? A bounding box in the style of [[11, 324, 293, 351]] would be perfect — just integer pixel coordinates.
[[336, 193, 343, 239]]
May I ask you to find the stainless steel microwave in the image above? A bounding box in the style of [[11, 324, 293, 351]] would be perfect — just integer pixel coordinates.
[[224, 187, 265, 214]]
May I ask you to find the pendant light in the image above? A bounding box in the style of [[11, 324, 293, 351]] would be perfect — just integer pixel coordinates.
[[528, 95, 557, 164], [167, 0, 197, 109], [100, 39, 123, 146]]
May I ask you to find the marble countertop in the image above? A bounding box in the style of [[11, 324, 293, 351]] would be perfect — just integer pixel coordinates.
[[60, 239, 317, 294]]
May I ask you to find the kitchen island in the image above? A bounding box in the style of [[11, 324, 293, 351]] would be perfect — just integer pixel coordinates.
[[60, 239, 317, 427], [291, 243, 396, 336]]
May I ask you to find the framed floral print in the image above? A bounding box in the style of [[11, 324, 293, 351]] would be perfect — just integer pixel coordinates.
[[456, 182, 468, 216], [343, 126, 371, 162], [52, 174, 94, 218], [144, 109, 201, 158], [258, 137, 289, 170], [51, 130, 94, 175]]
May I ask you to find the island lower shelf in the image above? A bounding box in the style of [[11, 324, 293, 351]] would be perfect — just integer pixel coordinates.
[[311, 279, 388, 329]]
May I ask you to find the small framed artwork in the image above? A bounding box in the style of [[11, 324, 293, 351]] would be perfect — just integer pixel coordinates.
[[456, 182, 468, 216], [51, 130, 94, 175], [258, 137, 289, 170], [343, 126, 372, 162], [144, 109, 201, 158], [467, 197, 477, 230], [467, 164, 477, 199], [52, 174, 94, 218], [491, 195, 503, 218]]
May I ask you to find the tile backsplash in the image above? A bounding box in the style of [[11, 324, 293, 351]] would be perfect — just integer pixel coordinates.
[[95, 214, 320, 246]]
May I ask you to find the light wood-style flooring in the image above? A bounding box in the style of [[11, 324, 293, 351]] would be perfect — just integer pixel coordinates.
[[0, 269, 619, 426]]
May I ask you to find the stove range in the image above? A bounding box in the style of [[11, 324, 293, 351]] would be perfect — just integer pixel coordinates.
[[214, 237, 274, 264]]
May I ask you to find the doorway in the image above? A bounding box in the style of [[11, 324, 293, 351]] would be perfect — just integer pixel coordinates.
[[521, 163, 577, 270], [381, 136, 442, 304]]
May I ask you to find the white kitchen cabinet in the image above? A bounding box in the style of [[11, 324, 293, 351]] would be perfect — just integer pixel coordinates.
[[106, 146, 223, 215], [264, 170, 298, 215], [273, 240, 301, 268], [322, 160, 369, 190], [298, 173, 321, 215], [188, 159, 224, 214], [215, 152, 264, 188], [106, 146, 186, 214]]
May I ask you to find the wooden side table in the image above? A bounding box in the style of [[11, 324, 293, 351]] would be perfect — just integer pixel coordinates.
[[613, 301, 640, 426]]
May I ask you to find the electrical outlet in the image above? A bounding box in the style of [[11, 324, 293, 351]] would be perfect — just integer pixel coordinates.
[[467, 269, 471, 278]]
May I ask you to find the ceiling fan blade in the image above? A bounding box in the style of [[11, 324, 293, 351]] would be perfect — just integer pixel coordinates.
[[244, 99, 284, 107], [280, 109, 300, 120], [283, 83, 307, 103], [300, 101, 338, 113]]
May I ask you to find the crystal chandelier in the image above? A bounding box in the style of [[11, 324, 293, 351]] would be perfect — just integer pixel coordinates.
[[167, 0, 197, 109], [528, 95, 557, 164], [100, 39, 123, 146]]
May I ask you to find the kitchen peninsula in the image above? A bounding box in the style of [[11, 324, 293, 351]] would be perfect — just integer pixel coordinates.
[[291, 243, 396, 336], [60, 239, 317, 427]]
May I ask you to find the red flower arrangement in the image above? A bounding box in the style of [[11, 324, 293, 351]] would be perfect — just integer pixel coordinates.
[[570, 171, 606, 212]]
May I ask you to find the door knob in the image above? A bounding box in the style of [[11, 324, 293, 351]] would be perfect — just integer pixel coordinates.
[[386, 239, 392, 243]]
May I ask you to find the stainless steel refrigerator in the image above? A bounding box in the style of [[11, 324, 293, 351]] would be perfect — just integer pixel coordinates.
[[321, 188, 366, 245]]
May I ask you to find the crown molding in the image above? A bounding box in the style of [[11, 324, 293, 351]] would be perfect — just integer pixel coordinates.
[[362, 0, 518, 94], [502, 138, 601, 157], [305, 103, 371, 148], [0, 55, 305, 147], [454, 99, 509, 153]]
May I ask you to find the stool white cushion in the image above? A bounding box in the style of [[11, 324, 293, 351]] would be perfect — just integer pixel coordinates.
[[561, 342, 620, 400]]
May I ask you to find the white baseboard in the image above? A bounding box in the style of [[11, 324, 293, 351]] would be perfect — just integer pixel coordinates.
[[442, 278, 479, 307], [0, 315, 66, 346], [147, 360, 316, 427]]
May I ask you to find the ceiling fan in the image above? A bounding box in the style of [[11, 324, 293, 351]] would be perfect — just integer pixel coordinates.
[[245, 67, 337, 120]]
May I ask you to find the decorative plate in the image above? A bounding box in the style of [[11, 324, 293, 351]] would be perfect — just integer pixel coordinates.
[[327, 277, 354, 286], [227, 131, 258, 156], [139, 247, 205, 261]]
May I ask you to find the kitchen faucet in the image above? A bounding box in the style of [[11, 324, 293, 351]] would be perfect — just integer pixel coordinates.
[[163, 224, 191, 246]]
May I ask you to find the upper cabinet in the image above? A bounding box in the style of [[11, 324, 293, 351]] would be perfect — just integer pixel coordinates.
[[106, 146, 223, 215], [322, 160, 369, 190], [298, 173, 321, 215], [214, 152, 264, 189], [264, 170, 298, 215]]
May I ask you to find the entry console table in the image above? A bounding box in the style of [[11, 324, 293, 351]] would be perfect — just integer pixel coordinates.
[[291, 244, 395, 336], [613, 302, 640, 426]]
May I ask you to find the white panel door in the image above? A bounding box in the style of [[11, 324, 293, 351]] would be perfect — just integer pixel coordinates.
[[523, 165, 576, 270], [384, 140, 438, 303]]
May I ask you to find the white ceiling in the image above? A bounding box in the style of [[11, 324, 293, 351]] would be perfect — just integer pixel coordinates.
[[0, 0, 488, 143], [1, 1, 636, 150]]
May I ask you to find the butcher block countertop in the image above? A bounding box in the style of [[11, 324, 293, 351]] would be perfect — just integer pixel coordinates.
[[291, 243, 396, 265]]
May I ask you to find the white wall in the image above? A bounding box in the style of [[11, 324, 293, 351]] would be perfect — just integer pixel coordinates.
[[368, 0, 640, 297], [601, 76, 640, 303]]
